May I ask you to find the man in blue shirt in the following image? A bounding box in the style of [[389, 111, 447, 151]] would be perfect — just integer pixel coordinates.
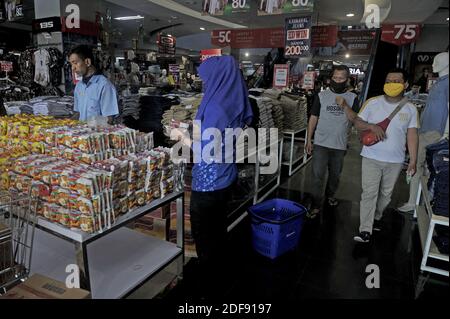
[[69, 45, 119, 122]]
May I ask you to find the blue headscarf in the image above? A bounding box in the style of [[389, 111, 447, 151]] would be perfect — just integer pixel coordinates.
[[196, 55, 253, 131]]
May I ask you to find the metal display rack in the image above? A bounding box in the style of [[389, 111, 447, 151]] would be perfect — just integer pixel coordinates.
[[228, 138, 283, 232], [30, 191, 185, 299], [282, 128, 312, 176], [414, 177, 449, 277]]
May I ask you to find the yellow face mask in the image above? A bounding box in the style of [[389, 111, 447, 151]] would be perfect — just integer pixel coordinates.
[[384, 83, 405, 97]]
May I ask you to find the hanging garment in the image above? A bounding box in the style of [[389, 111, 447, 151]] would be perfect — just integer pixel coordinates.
[[34, 49, 51, 87]]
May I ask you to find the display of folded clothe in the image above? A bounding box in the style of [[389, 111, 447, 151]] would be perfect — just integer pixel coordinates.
[[4, 96, 74, 117], [426, 141, 449, 200], [120, 95, 141, 121], [161, 103, 199, 138], [279, 94, 308, 132]]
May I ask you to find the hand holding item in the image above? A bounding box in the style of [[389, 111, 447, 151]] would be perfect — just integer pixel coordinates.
[[407, 162, 417, 178], [369, 124, 386, 141], [306, 140, 313, 155], [335, 96, 347, 108]]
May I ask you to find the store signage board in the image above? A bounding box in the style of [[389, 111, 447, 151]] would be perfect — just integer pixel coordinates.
[[211, 28, 285, 49], [313, 30, 376, 56], [169, 64, 180, 84], [381, 24, 422, 46], [32, 17, 62, 34], [157, 33, 176, 55], [202, 0, 251, 16], [311, 25, 338, 47], [257, 0, 314, 15], [349, 67, 364, 75], [302, 71, 316, 90], [200, 49, 222, 62], [273, 64, 290, 89], [61, 18, 99, 37], [0, 61, 13, 72], [1, 0, 23, 22], [285, 16, 312, 58]]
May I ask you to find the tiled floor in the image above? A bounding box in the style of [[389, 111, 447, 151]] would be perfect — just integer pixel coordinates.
[[164, 136, 449, 300]]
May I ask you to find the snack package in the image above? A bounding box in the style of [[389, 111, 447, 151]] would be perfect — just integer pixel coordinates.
[[135, 189, 146, 206], [80, 214, 96, 233], [59, 209, 71, 227], [127, 192, 137, 212], [70, 210, 81, 229], [160, 177, 174, 198]]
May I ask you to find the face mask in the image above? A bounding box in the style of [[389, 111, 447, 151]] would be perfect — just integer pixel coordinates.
[[330, 80, 347, 94], [384, 83, 405, 97]]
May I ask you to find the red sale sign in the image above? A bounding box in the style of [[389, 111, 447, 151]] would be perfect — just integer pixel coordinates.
[[200, 49, 222, 62], [211, 28, 285, 49], [0, 61, 13, 72], [273, 64, 289, 89], [381, 24, 422, 46]]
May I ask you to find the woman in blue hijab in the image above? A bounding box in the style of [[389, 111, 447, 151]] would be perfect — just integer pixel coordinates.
[[190, 55, 253, 297]]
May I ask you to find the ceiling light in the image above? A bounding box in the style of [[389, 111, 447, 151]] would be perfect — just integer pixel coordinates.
[[447, 17, 449, 21], [245, 52, 249, 57], [114, 15, 145, 21], [346, 13, 355, 17], [345, 54, 350, 58], [348, 26, 353, 29], [200, 27, 206, 30]]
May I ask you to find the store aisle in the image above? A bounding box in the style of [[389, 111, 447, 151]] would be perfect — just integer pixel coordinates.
[[165, 133, 449, 300]]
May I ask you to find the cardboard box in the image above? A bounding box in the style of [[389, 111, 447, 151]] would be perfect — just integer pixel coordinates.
[[1, 274, 91, 299]]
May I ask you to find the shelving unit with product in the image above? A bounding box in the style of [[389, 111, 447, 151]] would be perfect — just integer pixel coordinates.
[[30, 191, 185, 299], [282, 128, 312, 177], [414, 177, 449, 277]]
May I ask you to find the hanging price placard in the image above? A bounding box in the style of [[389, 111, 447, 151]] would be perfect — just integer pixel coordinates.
[[0, 61, 13, 72], [273, 64, 289, 89], [381, 24, 422, 46], [285, 16, 312, 58], [258, 0, 314, 16], [202, 0, 250, 16]]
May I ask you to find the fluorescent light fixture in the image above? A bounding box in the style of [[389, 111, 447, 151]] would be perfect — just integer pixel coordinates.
[[346, 13, 355, 17], [114, 15, 145, 21], [200, 27, 206, 30], [348, 26, 353, 29]]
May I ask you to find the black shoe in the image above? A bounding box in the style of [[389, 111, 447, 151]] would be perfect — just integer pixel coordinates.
[[373, 220, 382, 232], [354, 232, 371, 243]]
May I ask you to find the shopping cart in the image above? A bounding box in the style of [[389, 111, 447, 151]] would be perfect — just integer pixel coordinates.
[[0, 190, 37, 293]]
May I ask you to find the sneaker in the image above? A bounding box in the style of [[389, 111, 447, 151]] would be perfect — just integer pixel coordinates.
[[397, 203, 415, 213], [306, 208, 320, 219], [373, 220, 382, 232], [354, 232, 371, 243], [327, 197, 339, 207]]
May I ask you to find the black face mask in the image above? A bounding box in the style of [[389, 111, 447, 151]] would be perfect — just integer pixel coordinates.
[[330, 80, 347, 94]]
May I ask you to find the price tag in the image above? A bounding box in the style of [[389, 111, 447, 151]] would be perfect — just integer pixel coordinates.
[[0, 61, 13, 72], [381, 24, 422, 46]]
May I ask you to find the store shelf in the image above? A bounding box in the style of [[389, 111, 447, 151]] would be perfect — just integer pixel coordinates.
[[34, 191, 184, 244], [416, 206, 449, 262], [283, 128, 307, 135], [420, 177, 449, 226], [415, 177, 449, 277], [31, 227, 182, 299]]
